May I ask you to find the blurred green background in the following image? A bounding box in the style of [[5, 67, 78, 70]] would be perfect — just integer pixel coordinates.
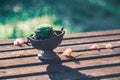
[[0, 0, 120, 40]]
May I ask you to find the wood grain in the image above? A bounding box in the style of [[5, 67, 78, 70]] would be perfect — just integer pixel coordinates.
[[0, 30, 120, 80]]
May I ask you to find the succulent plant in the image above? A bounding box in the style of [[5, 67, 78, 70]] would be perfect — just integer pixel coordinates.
[[33, 24, 57, 39]]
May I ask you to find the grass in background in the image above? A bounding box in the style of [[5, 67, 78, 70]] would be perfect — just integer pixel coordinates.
[[0, 0, 120, 40], [0, 16, 70, 40], [0, 0, 71, 40]]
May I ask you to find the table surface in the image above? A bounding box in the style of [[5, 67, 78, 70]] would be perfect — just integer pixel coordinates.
[[0, 30, 120, 80]]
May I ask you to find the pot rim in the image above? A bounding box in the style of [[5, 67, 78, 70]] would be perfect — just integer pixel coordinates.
[[28, 30, 65, 41]]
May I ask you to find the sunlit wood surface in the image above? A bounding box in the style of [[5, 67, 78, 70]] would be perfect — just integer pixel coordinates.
[[0, 30, 120, 80]]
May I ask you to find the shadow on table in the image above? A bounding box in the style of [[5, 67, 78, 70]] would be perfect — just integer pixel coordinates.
[[40, 56, 100, 80]]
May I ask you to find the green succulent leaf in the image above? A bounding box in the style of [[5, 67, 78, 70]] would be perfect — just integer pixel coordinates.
[[33, 24, 56, 39]]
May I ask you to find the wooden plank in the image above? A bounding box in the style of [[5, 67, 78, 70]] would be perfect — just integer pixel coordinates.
[[0, 31, 120, 53], [0, 53, 120, 79], [0, 42, 120, 64], [0, 37, 120, 53], [0, 57, 120, 80], [0, 65, 120, 80], [0, 47, 120, 79], [64, 30, 120, 39], [0, 40, 120, 69], [0, 48, 120, 69], [0, 30, 120, 80], [0, 53, 120, 70], [0, 30, 120, 45], [62, 34, 120, 45]]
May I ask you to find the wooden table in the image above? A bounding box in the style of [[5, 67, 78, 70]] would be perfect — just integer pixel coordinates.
[[0, 30, 120, 80]]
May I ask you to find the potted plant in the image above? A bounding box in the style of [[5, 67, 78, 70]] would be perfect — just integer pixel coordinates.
[[27, 24, 65, 60]]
